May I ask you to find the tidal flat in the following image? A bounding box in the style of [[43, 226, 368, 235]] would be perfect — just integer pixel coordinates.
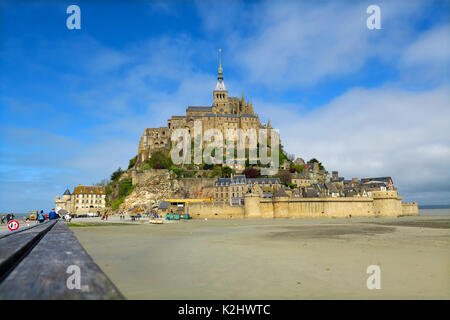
[[71, 215, 450, 299]]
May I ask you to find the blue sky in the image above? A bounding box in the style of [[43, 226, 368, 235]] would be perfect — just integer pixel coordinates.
[[1, 0, 449, 212]]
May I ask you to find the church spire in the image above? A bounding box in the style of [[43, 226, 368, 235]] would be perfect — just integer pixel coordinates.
[[217, 48, 223, 81], [214, 49, 226, 91]]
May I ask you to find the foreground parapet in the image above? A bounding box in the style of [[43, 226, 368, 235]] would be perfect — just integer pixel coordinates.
[[0, 221, 123, 300]]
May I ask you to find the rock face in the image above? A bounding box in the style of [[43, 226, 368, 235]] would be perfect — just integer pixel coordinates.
[[119, 171, 181, 212], [117, 170, 216, 212]]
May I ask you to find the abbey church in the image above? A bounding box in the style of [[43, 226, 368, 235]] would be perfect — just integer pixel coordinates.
[[137, 50, 272, 165]]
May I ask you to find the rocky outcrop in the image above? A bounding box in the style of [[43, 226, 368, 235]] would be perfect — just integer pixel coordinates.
[[119, 171, 181, 212], [117, 170, 216, 212]]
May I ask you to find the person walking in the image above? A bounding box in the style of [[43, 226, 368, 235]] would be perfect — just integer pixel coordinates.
[[1, 214, 5, 224], [37, 210, 45, 223], [64, 213, 72, 222], [6, 213, 11, 223]]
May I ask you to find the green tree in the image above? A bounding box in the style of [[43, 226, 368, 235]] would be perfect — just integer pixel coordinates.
[[202, 163, 214, 170], [276, 171, 292, 186], [308, 158, 325, 170], [278, 144, 289, 166], [111, 167, 124, 181], [209, 166, 222, 178], [118, 178, 134, 198], [221, 166, 233, 178], [148, 150, 173, 169], [128, 155, 138, 169], [291, 165, 304, 173]]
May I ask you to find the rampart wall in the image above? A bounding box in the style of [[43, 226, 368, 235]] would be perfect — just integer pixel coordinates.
[[187, 190, 417, 219], [401, 202, 419, 215]]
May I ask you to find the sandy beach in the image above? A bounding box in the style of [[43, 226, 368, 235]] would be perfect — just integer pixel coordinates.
[[67, 214, 450, 300]]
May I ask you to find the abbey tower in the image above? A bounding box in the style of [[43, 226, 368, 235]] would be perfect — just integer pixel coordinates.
[[136, 50, 273, 166]]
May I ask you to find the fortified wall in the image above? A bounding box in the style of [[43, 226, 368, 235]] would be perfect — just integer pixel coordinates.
[[401, 202, 420, 215], [188, 190, 418, 219]]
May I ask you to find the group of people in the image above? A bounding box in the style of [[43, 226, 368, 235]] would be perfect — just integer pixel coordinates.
[[0, 213, 15, 224], [1, 209, 67, 227], [37, 209, 60, 223]]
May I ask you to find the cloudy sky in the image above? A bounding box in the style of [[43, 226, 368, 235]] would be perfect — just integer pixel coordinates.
[[0, 0, 449, 212]]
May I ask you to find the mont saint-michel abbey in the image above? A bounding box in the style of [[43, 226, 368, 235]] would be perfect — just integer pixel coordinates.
[[137, 51, 272, 165]]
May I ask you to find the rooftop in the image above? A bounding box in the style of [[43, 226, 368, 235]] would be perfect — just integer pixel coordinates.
[[73, 185, 105, 195]]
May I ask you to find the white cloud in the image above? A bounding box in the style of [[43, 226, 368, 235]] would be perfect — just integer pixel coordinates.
[[400, 23, 450, 84], [196, 0, 443, 89], [261, 85, 450, 203], [403, 24, 450, 65]]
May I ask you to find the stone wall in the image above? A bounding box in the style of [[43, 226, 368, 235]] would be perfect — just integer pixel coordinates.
[[131, 169, 170, 186], [401, 202, 419, 215], [372, 190, 403, 217], [228, 190, 415, 219], [255, 197, 374, 219], [178, 177, 216, 198], [188, 202, 244, 219]]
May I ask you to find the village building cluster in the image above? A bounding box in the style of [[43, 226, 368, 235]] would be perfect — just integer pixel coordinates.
[[211, 157, 396, 206], [286, 158, 395, 199], [55, 185, 106, 215]]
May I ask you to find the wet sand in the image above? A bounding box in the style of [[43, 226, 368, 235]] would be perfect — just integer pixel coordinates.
[[71, 215, 450, 299]]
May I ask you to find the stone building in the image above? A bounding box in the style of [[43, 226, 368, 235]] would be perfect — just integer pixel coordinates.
[[214, 175, 281, 205], [361, 177, 394, 190], [137, 50, 274, 166], [291, 173, 313, 187], [293, 157, 305, 166], [55, 188, 73, 212], [55, 185, 106, 215]]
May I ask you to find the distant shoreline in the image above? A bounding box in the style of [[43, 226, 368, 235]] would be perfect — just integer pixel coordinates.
[[419, 205, 450, 209]]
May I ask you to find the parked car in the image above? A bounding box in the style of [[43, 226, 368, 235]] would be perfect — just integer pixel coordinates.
[[29, 210, 38, 221]]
